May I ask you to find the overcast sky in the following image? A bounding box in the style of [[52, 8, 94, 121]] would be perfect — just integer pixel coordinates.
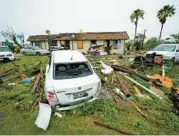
[[0, 0, 179, 41]]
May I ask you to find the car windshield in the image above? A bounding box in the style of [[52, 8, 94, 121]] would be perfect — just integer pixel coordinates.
[[153, 44, 176, 52], [0, 47, 10, 52], [54, 62, 93, 80], [33, 46, 42, 50]]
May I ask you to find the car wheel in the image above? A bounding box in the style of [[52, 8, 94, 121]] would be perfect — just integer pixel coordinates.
[[36, 52, 41, 56], [172, 57, 176, 64], [22, 52, 26, 56]]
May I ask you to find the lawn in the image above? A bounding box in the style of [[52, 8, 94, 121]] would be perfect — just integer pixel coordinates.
[[0, 55, 179, 135]]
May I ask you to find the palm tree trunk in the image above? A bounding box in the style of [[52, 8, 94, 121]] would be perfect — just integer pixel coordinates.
[[159, 23, 164, 42], [132, 23, 138, 50]]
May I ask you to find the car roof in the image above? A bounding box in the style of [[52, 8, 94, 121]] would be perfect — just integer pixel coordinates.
[[52, 50, 88, 63]]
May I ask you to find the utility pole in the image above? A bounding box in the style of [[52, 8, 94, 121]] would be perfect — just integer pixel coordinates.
[[141, 29, 146, 50]]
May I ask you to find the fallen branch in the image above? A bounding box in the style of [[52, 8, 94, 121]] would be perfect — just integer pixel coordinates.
[[112, 65, 150, 81], [31, 74, 41, 93], [131, 101, 147, 118], [94, 121, 133, 135], [31, 89, 44, 112], [115, 72, 131, 97], [104, 83, 119, 105]]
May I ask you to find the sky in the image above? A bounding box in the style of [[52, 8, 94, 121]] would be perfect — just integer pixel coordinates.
[[0, 0, 179, 42]]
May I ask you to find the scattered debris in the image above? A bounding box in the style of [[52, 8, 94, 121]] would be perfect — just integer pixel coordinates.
[[100, 61, 113, 74], [154, 55, 163, 65], [149, 74, 173, 88], [31, 74, 41, 93], [115, 87, 127, 100], [115, 72, 131, 97], [31, 88, 44, 112], [54, 112, 63, 118], [8, 83, 16, 86], [35, 102, 52, 131], [122, 75, 163, 99], [131, 101, 147, 118], [22, 77, 34, 84], [111, 65, 150, 81], [170, 89, 179, 115], [94, 121, 133, 135], [150, 86, 165, 99]]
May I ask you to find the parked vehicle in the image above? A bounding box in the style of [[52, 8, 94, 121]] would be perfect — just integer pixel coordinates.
[[45, 50, 101, 110], [0, 46, 15, 62], [21, 46, 49, 55], [145, 44, 179, 63]]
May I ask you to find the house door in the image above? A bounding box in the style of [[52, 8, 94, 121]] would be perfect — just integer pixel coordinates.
[[77, 41, 83, 49]]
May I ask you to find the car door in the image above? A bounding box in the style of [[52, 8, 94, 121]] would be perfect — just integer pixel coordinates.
[[175, 45, 179, 62], [28, 47, 35, 55], [24, 47, 30, 55]]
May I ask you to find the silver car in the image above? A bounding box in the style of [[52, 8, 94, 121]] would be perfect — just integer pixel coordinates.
[[21, 46, 49, 56], [146, 44, 179, 63]]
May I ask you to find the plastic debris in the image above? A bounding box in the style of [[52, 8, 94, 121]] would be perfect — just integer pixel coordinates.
[[100, 61, 113, 74], [35, 103, 52, 131], [54, 112, 63, 118], [8, 83, 16, 86], [22, 77, 35, 84]]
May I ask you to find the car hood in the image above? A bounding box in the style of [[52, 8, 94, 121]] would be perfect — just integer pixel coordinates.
[[146, 51, 174, 56], [0, 52, 11, 55]]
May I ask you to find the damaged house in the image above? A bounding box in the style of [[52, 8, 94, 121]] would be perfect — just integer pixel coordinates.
[[27, 31, 129, 54]]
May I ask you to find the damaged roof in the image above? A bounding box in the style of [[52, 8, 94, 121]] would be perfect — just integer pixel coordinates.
[[27, 32, 129, 41]]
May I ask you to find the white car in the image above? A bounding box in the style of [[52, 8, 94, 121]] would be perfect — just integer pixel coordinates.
[[45, 50, 101, 110], [146, 44, 179, 63], [0, 46, 15, 62]]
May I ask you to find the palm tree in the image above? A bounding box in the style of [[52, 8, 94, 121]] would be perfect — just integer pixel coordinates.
[[130, 9, 144, 49], [157, 5, 175, 41], [45, 29, 51, 35], [45, 29, 51, 50]]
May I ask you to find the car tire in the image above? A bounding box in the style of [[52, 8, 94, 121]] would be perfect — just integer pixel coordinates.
[[22, 52, 26, 56], [172, 57, 176, 64], [36, 52, 41, 56]]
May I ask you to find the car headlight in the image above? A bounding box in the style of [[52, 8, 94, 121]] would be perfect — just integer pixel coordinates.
[[6, 53, 12, 56]]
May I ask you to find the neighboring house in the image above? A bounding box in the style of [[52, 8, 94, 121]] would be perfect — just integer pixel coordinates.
[[135, 33, 145, 41], [27, 32, 129, 54], [164, 36, 176, 43]]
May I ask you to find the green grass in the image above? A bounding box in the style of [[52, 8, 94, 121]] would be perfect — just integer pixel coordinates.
[[0, 55, 179, 135]]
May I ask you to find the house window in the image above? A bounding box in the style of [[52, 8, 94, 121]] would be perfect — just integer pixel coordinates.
[[61, 40, 70, 49], [51, 40, 57, 46], [91, 40, 96, 47], [113, 40, 120, 49], [35, 41, 41, 47], [77, 41, 83, 49]]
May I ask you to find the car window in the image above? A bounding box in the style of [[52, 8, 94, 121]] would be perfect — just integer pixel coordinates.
[[0, 47, 10, 52], [24, 47, 29, 49], [153, 44, 176, 52], [54, 62, 93, 80], [33, 46, 41, 50]]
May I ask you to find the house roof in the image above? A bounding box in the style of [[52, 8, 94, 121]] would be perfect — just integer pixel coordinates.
[[27, 32, 129, 41]]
